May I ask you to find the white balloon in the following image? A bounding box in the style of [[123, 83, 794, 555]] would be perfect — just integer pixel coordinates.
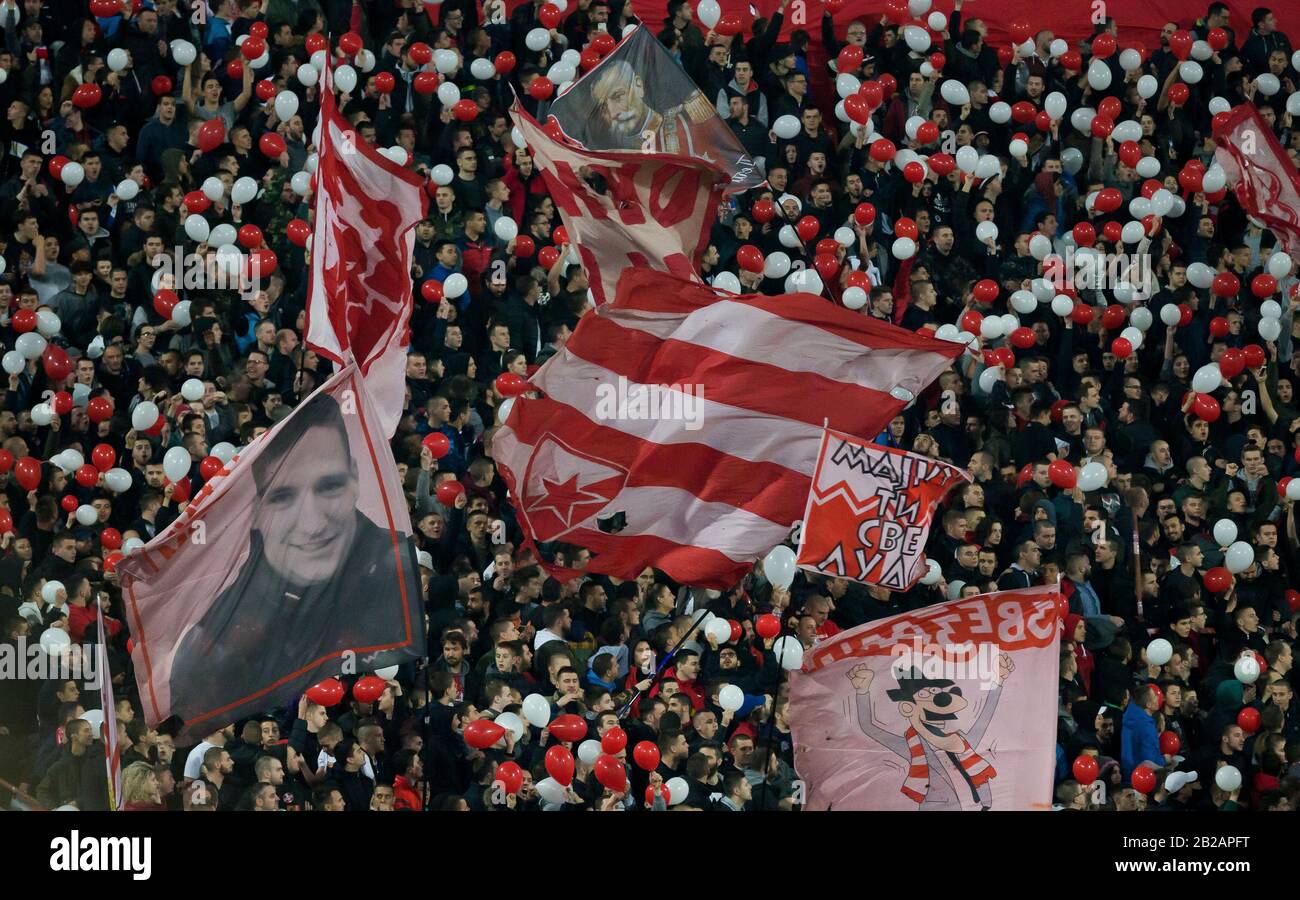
[[1213, 519, 1238, 547], [1268, 252, 1294, 279], [1160, 303, 1182, 327], [1215, 765, 1242, 792], [704, 617, 732, 645], [200, 176, 223, 202], [163, 446, 191, 482], [381, 146, 408, 167], [208, 223, 236, 248], [1128, 197, 1152, 219], [1192, 364, 1223, 394], [1087, 59, 1112, 90], [1209, 96, 1232, 115], [666, 777, 689, 806], [1112, 120, 1142, 144], [30, 403, 52, 426], [535, 777, 566, 805], [778, 224, 800, 248], [834, 226, 855, 248], [842, 286, 868, 310], [131, 400, 160, 431], [333, 64, 357, 94], [919, 558, 942, 585], [1201, 165, 1226, 193], [1289, 91, 1300, 118], [76, 504, 97, 526], [374, 665, 399, 680], [1223, 541, 1254, 574], [231, 176, 258, 206], [494, 711, 525, 742], [470, 57, 495, 81], [763, 251, 791, 279], [940, 80, 970, 106], [1289, 478, 1300, 502], [40, 628, 71, 653], [114, 178, 139, 201], [1121, 221, 1145, 244], [355, 49, 375, 72], [1078, 461, 1109, 491], [2, 351, 24, 374], [892, 237, 916, 260], [522, 693, 551, 728], [908, 0, 931, 15], [290, 170, 312, 196], [184, 214, 210, 243], [180, 378, 205, 402], [1146, 638, 1173, 667], [297, 62, 319, 86], [209, 443, 235, 465], [1179, 60, 1203, 84], [1191, 39, 1212, 61], [1130, 307, 1153, 331], [1070, 106, 1096, 133], [978, 367, 1001, 393], [836, 72, 860, 99], [1119, 48, 1142, 71], [773, 114, 800, 140], [1120, 327, 1143, 350], [975, 221, 999, 244], [974, 154, 1001, 180], [525, 27, 551, 51], [1261, 298, 1283, 319], [122, 537, 145, 554], [1259, 317, 1283, 342], [1135, 156, 1161, 179], [442, 273, 468, 299], [979, 316, 1004, 340], [429, 164, 454, 187], [1010, 290, 1037, 315], [1049, 39, 1068, 58], [79, 709, 104, 733], [1008, 138, 1028, 158], [763, 544, 797, 589], [1044, 91, 1067, 119], [43, 580, 65, 604], [60, 161, 84, 187], [696, 0, 721, 28], [1029, 234, 1052, 260], [103, 468, 132, 492], [903, 25, 931, 53], [171, 39, 196, 66], [1186, 262, 1214, 289], [15, 332, 45, 359], [35, 310, 61, 338], [172, 300, 193, 328], [712, 271, 741, 294], [718, 684, 744, 711], [1257, 73, 1280, 96], [273, 90, 299, 121], [577, 739, 602, 765], [773, 635, 804, 670], [1051, 294, 1074, 317]]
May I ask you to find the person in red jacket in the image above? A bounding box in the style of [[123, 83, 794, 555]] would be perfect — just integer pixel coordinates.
[[391, 749, 424, 811], [65, 575, 122, 644]]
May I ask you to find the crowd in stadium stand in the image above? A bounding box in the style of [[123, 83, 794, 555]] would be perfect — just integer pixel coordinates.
[[0, 0, 1299, 812]]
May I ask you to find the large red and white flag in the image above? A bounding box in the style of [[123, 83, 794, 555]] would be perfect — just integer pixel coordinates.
[[118, 363, 425, 738], [509, 103, 727, 306], [95, 604, 122, 810], [789, 585, 1061, 810], [306, 64, 427, 437], [796, 432, 970, 590], [1215, 104, 1300, 256], [492, 268, 962, 588]]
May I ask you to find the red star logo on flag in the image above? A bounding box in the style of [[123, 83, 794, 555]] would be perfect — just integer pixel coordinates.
[[520, 434, 627, 542]]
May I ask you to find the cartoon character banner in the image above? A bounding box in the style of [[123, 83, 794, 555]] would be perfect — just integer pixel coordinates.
[[795, 429, 970, 590], [117, 363, 425, 737], [789, 586, 1060, 810], [547, 25, 764, 193]]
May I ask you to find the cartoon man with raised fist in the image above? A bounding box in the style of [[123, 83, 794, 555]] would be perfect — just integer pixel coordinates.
[[848, 653, 1014, 810]]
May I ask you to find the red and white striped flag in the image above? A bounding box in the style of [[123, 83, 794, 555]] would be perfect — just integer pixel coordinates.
[[306, 63, 428, 437], [493, 268, 963, 588], [508, 102, 726, 306], [96, 604, 122, 810], [1214, 104, 1300, 256]]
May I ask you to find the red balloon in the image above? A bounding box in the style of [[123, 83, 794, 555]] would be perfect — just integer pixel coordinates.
[[199, 456, 223, 480], [512, 234, 535, 258], [751, 199, 776, 224], [304, 34, 328, 55], [237, 224, 264, 249], [601, 726, 627, 754], [544, 744, 575, 784], [1178, 304, 1194, 327], [1159, 731, 1181, 755], [1251, 274, 1277, 298], [902, 160, 926, 183], [878, 73, 897, 97], [423, 432, 451, 458], [100, 527, 122, 551], [337, 31, 364, 56], [61, 494, 79, 514], [960, 309, 984, 335], [728, 619, 742, 642], [755, 613, 781, 639], [255, 79, 276, 102], [1241, 344, 1265, 369], [152, 75, 174, 96], [1209, 317, 1230, 339], [1060, 49, 1082, 71], [495, 761, 524, 794], [0, 450, 12, 474], [548, 713, 587, 743], [306, 678, 345, 706], [420, 279, 444, 303], [435, 480, 465, 506], [1168, 84, 1189, 106], [1286, 589, 1300, 613], [1219, 348, 1245, 379], [1094, 188, 1123, 214], [928, 152, 955, 176], [714, 11, 742, 35], [247, 249, 278, 280], [1072, 755, 1099, 785], [183, 190, 210, 214], [413, 71, 440, 95], [494, 373, 528, 397], [538, 2, 562, 27], [528, 76, 554, 100], [578, 47, 601, 71], [225, 59, 243, 80], [1101, 305, 1127, 330], [453, 99, 479, 121], [240, 37, 265, 60], [1011, 101, 1037, 125], [1237, 707, 1261, 734], [972, 279, 999, 304], [645, 784, 670, 806], [1071, 303, 1096, 326], [1203, 566, 1232, 593], [631, 740, 660, 771], [1212, 272, 1240, 298], [1111, 337, 1133, 359], [286, 218, 311, 247], [1090, 115, 1114, 140], [1193, 393, 1221, 422], [593, 754, 627, 791], [196, 119, 226, 153], [796, 215, 820, 242], [1169, 30, 1193, 60], [494, 51, 516, 74], [814, 254, 839, 281], [74, 464, 99, 488], [408, 42, 433, 65], [1092, 32, 1116, 59], [373, 71, 395, 94], [915, 121, 939, 145], [89, 0, 121, 15], [838, 45, 864, 73], [737, 244, 765, 273], [72, 83, 102, 109], [51, 391, 72, 415], [1010, 327, 1036, 349], [249, 21, 267, 39], [1102, 221, 1123, 243], [153, 289, 178, 319], [258, 132, 286, 159], [87, 396, 113, 424], [466, 718, 507, 749], [590, 32, 616, 55], [91, 443, 115, 472], [42, 346, 71, 381], [1047, 459, 1077, 489], [1131, 765, 1156, 793], [894, 217, 918, 241], [1118, 140, 1142, 168], [537, 246, 560, 269], [352, 674, 387, 703], [869, 138, 896, 162]]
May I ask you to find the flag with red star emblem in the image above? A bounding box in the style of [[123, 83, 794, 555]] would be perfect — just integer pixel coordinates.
[[306, 62, 427, 438], [492, 268, 963, 588]]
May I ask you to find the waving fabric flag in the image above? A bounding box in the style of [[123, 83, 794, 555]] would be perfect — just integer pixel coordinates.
[[796, 432, 970, 589], [95, 604, 122, 811], [1214, 104, 1300, 257], [509, 103, 728, 306], [119, 364, 425, 737], [492, 268, 962, 588], [548, 25, 764, 194], [306, 64, 428, 438], [789, 585, 1061, 811]]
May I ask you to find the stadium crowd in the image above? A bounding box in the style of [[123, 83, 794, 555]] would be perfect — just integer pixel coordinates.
[[0, 0, 1298, 812]]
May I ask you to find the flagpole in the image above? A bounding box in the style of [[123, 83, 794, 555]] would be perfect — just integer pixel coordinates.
[[616, 607, 710, 721], [758, 621, 787, 813]]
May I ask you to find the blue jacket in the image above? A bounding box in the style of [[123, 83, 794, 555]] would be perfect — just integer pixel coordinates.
[[1120, 702, 1161, 778]]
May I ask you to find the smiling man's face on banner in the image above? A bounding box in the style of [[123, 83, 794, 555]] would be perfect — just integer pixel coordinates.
[[254, 418, 361, 587], [592, 62, 649, 137]]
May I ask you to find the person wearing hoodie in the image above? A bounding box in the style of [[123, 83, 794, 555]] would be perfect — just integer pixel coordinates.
[[1063, 614, 1095, 697], [1120, 683, 1164, 778]]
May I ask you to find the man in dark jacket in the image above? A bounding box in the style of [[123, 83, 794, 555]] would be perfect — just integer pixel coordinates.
[[36, 718, 109, 810]]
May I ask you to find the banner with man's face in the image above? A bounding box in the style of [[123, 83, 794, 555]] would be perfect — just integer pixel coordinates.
[[548, 25, 764, 193], [118, 364, 425, 737]]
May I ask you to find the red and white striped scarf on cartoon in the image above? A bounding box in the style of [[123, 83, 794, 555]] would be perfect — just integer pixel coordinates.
[[900, 727, 996, 804]]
